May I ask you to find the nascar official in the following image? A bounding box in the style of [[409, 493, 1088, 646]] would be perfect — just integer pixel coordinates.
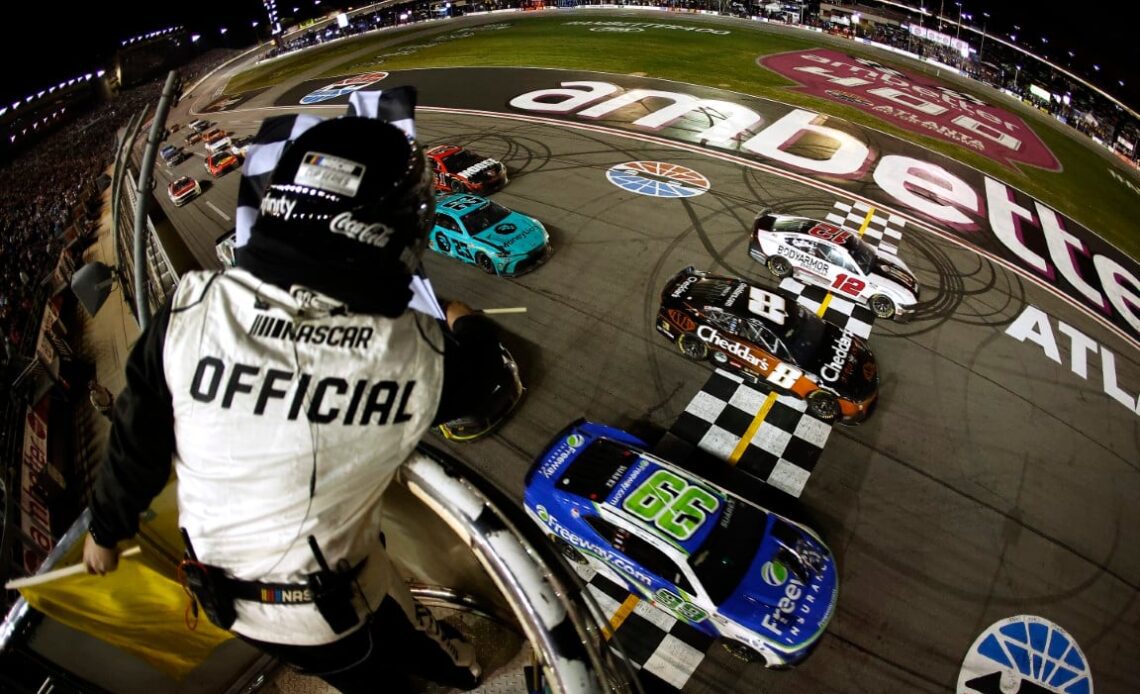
[[82, 93, 500, 692]]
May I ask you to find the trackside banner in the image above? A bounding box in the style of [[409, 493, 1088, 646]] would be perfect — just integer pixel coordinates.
[[280, 68, 1140, 346], [758, 49, 1060, 171]]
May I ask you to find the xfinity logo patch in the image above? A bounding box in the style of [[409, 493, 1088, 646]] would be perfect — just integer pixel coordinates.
[[259, 194, 297, 221], [295, 152, 366, 197], [330, 212, 394, 248]]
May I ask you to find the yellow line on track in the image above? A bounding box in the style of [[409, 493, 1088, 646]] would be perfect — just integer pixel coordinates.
[[857, 207, 876, 236], [729, 392, 779, 464], [603, 594, 641, 640], [816, 293, 834, 317]]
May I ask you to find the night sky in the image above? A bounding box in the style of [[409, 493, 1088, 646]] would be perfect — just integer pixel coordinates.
[[1, 2, 1136, 112]]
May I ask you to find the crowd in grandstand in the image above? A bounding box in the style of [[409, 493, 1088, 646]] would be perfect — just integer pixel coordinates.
[[0, 49, 238, 384]]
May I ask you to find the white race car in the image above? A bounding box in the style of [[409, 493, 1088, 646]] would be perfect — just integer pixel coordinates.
[[167, 176, 202, 207], [749, 210, 919, 321]]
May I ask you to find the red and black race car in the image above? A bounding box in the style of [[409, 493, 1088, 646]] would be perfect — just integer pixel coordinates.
[[426, 144, 508, 194], [657, 267, 879, 424]]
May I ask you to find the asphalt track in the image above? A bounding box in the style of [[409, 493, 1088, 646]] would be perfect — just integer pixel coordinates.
[[151, 12, 1140, 693]]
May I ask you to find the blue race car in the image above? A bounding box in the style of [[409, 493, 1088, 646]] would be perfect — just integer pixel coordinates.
[[525, 420, 839, 668], [429, 194, 550, 277]]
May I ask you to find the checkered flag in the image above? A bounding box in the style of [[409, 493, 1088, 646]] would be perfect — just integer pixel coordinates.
[[234, 85, 418, 248]]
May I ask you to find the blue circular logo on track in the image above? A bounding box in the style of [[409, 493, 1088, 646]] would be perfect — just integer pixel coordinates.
[[606, 161, 710, 198], [958, 615, 1093, 694]]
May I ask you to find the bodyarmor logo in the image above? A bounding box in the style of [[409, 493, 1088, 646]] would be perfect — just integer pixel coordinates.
[[330, 212, 394, 247]]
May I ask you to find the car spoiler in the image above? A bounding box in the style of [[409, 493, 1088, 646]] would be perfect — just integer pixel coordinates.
[[523, 417, 587, 487]]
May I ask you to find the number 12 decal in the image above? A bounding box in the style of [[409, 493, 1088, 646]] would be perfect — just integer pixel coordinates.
[[831, 273, 866, 296]]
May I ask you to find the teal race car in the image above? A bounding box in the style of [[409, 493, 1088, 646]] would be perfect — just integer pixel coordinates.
[[429, 194, 551, 276]]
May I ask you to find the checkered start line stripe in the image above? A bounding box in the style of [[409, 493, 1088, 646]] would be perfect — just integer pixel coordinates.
[[665, 201, 909, 496]]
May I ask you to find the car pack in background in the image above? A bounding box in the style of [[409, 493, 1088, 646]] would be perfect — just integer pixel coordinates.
[[524, 420, 839, 668], [750, 210, 919, 321], [657, 267, 879, 424]]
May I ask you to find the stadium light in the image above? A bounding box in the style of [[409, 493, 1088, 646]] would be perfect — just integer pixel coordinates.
[[220, 26, 228, 34], [96, 69, 105, 77], [191, 33, 201, 42], [0, 107, 6, 116]]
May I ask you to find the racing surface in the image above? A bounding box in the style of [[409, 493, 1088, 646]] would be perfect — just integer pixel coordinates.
[[154, 14, 1140, 693]]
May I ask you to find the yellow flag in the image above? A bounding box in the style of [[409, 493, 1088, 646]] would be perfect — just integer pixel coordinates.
[[12, 548, 233, 681], [10, 479, 231, 681]]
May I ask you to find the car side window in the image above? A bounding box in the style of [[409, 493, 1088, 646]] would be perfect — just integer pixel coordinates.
[[824, 244, 856, 271], [585, 516, 695, 594], [436, 215, 459, 233]]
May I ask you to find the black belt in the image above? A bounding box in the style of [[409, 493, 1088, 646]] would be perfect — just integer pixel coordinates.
[[225, 559, 366, 605]]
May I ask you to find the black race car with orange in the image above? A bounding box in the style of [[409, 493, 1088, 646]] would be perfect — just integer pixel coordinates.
[[426, 144, 509, 194], [656, 267, 879, 424]]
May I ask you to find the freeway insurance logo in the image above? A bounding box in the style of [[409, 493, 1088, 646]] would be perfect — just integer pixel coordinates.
[[606, 161, 710, 198], [958, 615, 1092, 694]]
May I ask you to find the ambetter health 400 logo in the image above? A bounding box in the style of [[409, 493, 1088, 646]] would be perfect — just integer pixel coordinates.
[[760, 49, 1059, 170]]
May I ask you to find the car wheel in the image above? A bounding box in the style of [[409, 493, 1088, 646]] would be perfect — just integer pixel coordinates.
[[435, 233, 451, 254], [869, 294, 896, 320], [550, 536, 587, 566], [677, 333, 708, 361], [722, 640, 766, 664], [806, 390, 840, 423], [475, 253, 496, 274], [767, 256, 793, 279]]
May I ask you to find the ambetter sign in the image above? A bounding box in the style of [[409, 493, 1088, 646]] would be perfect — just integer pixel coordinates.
[[760, 49, 1059, 171]]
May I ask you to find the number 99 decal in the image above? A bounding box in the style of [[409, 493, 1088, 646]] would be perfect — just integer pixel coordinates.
[[655, 588, 709, 623], [622, 470, 721, 541]]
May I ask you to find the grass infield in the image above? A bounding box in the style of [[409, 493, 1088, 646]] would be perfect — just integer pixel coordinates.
[[226, 13, 1140, 260]]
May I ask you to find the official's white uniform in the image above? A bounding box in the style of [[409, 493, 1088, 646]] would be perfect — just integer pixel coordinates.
[[164, 269, 443, 644]]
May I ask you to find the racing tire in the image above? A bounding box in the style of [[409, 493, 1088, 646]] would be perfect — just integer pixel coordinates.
[[722, 640, 766, 664], [550, 536, 588, 566], [766, 256, 793, 279], [869, 294, 896, 320], [435, 233, 452, 254], [677, 333, 708, 361], [806, 391, 840, 423], [475, 253, 496, 274], [450, 178, 464, 193]]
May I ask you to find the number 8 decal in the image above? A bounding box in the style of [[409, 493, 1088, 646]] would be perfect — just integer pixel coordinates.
[[767, 362, 802, 389], [747, 286, 787, 325]]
